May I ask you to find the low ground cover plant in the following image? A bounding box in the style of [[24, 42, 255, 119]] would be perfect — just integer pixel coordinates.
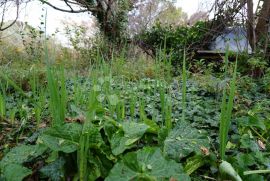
[[0, 48, 269, 181]]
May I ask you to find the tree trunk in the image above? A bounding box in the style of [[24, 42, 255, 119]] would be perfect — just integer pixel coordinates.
[[255, 1, 270, 43], [247, 0, 255, 50]]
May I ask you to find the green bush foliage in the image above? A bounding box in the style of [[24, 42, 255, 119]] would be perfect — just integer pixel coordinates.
[[139, 22, 207, 66]]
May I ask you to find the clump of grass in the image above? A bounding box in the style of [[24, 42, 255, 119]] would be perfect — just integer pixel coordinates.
[[78, 82, 100, 181], [46, 66, 67, 126], [116, 99, 125, 120], [219, 56, 238, 160]]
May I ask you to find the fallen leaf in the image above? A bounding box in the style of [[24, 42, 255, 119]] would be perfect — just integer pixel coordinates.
[[200, 146, 209, 156], [257, 139, 266, 150]]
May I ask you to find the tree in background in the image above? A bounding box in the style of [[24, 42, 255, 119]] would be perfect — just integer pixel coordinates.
[[39, 0, 136, 41], [128, 0, 160, 36], [128, 0, 187, 36], [155, 2, 187, 27], [2, 0, 177, 41], [188, 11, 208, 26], [255, 0, 270, 55]]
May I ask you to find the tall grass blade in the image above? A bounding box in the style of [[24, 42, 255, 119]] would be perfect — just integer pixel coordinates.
[[182, 50, 187, 121], [0, 93, 6, 119], [165, 95, 172, 130], [0, 72, 28, 97]]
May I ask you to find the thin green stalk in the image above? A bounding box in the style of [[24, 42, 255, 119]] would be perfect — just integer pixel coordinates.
[[0, 93, 6, 119], [59, 66, 67, 122], [34, 87, 45, 128], [159, 83, 166, 123], [244, 170, 270, 175], [130, 93, 136, 121], [0, 72, 28, 97], [139, 98, 145, 122], [182, 50, 187, 121], [165, 95, 172, 130], [9, 108, 16, 125]]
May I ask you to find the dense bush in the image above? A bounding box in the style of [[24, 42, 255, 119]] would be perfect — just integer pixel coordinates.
[[139, 22, 207, 66]]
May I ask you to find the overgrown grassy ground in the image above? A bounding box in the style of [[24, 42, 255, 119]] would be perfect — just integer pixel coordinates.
[[0, 48, 270, 181]]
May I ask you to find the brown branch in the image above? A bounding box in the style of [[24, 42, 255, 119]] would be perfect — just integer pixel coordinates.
[[64, 0, 74, 11], [39, 0, 90, 13], [0, 0, 19, 31]]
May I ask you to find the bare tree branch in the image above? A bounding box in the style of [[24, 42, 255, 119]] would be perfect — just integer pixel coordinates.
[[39, 0, 90, 13], [0, 0, 19, 31], [64, 0, 74, 11]]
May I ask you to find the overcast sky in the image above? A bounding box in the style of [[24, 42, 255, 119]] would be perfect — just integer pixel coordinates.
[[14, 0, 206, 34]]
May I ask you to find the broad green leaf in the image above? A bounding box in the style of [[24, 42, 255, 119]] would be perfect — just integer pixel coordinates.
[[236, 153, 256, 168], [108, 94, 119, 106], [122, 122, 149, 138], [237, 116, 266, 130], [88, 164, 101, 181], [240, 134, 260, 152], [87, 126, 104, 148], [38, 134, 78, 153], [104, 121, 119, 141], [40, 157, 65, 181], [0, 144, 46, 181], [164, 122, 209, 160], [143, 117, 160, 134], [43, 123, 82, 142], [37, 123, 83, 153], [88, 151, 114, 180], [105, 147, 190, 181], [0, 144, 47, 168], [2, 164, 32, 181], [110, 131, 134, 155], [110, 122, 149, 155]]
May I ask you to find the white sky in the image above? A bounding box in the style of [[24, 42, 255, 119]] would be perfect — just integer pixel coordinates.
[[4, 0, 259, 44], [176, 0, 204, 15]]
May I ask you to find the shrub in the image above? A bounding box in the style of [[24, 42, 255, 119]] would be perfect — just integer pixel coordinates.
[[139, 21, 207, 66]]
